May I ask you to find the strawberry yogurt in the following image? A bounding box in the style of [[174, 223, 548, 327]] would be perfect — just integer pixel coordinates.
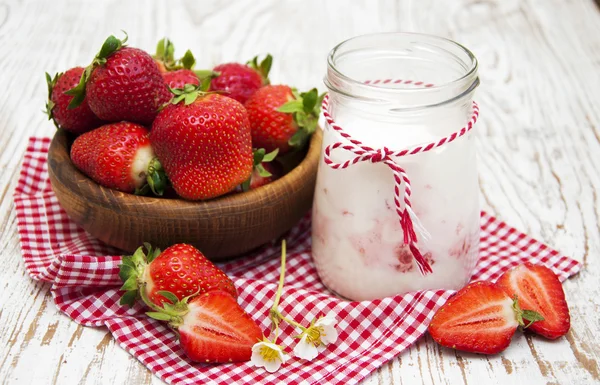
[[312, 33, 481, 301]]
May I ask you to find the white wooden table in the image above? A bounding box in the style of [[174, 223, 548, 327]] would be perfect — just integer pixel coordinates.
[[1, 0, 599, 383]]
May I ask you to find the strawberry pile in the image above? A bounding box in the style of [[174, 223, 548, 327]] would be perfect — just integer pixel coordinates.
[[46, 33, 322, 199], [119, 243, 263, 363], [428, 263, 571, 354]]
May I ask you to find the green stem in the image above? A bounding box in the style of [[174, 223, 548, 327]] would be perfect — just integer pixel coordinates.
[[279, 312, 306, 331], [271, 240, 287, 311]]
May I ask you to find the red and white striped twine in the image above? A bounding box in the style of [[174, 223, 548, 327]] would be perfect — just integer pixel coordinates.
[[321, 86, 480, 275]]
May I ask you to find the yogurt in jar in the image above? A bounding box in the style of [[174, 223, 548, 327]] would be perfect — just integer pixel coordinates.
[[312, 33, 480, 301]]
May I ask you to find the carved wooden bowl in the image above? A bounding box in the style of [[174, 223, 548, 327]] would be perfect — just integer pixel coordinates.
[[47, 128, 322, 260]]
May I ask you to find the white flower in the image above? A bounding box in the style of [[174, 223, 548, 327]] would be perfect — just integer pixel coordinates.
[[293, 312, 338, 361], [250, 339, 287, 373]]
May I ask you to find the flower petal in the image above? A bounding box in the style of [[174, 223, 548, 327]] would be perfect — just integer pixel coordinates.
[[293, 335, 319, 361], [321, 324, 338, 344], [263, 358, 283, 373]]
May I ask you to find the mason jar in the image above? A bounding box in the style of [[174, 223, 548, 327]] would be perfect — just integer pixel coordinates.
[[312, 32, 480, 301]]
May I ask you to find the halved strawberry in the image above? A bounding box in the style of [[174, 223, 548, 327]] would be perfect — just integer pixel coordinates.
[[428, 281, 543, 354], [145, 290, 263, 363], [119, 243, 237, 307], [496, 263, 570, 339]]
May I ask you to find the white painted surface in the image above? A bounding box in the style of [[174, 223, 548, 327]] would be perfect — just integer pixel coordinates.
[[0, 0, 598, 383]]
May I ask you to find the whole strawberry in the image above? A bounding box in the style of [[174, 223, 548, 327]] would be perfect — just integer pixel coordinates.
[[209, 55, 272, 104], [245, 85, 323, 154], [145, 290, 262, 363], [67, 34, 171, 125], [151, 85, 253, 200], [428, 281, 544, 354], [70, 122, 167, 195], [45, 68, 104, 134], [163, 69, 199, 89], [119, 243, 237, 307], [497, 263, 570, 339]]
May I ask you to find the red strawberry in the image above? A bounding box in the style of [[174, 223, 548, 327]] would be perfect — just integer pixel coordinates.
[[496, 263, 570, 339], [245, 85, 322, 154], [45, 68, 104, 134], [67, 34, 171, 125], [428, 281, 543, 354], [163, 69, 199, 89], [146, 291, 262, 363], [70, 122, 167, 194], [150, 87, 253, 200], [209, 55, 272, 104], [119, 243, 237, 307]]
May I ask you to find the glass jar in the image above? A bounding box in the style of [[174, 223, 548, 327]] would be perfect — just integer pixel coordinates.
[[312, 33, 480, 301]]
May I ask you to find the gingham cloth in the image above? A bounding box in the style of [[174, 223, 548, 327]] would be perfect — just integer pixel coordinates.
[[14, 137, 581, 385]]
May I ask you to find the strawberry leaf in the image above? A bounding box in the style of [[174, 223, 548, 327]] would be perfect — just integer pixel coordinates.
[[301, 88, 318, 114], [256, 163, 272, 178], [184, 92, 197, 105], [45, 72, 59, 124], [200, 75, 212, 92], [146, 312, 173, 321], [180, 50, 196, 70], [277, 100, 304, 114], [119, 290, 138, 307], [157, 291, 180, 305], [288, 129, 309, 149], [194, 69, 218, 80], [98, 34, 125, 60], [522, 310, 545, 329], [118, 264, 135, 282], [262, 148, 279, 162], [120, 275, 138, 292], [155, 38, 175, 63], [240, 178, 251, 192], [253, 148, 266, 165]]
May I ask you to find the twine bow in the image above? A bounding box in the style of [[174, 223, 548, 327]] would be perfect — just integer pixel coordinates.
[[321, 94, 479, 275]]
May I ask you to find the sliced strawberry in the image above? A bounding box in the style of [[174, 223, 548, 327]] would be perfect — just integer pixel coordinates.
[[177, 291, 263, 363], [496, 263, 570, 339], [428, 281, 542, 354]]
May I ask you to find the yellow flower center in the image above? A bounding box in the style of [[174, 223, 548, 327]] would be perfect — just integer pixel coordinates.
[[306, 326, 326, 347], [259, 345, 281, 363]]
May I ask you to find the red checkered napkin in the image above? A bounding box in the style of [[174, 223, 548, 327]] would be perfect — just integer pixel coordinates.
[[15, 137, 581, 385]]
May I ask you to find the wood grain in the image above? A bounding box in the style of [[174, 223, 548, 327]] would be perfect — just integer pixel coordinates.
[[47, 127, 321, 259], [0, 0, 599, 384]]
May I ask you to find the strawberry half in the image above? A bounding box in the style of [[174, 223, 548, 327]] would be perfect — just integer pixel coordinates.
[[144, 290, 262, 363], [70, 122, 167, 195], [119, 243, 237, 307], [66, 34, 171, 125], [150, 85, 253, 200], [45, 68, 104, 134], [497, 263, 570, 339], [245, 85, 323, 154], [428, 281, 544, 354], [209, 54, 272, 104]]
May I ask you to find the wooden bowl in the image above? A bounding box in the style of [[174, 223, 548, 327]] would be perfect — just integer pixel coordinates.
[[47, 128, 322, 260]]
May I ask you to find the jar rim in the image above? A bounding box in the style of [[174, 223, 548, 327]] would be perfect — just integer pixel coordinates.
[[325, 32, 479, 108]]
